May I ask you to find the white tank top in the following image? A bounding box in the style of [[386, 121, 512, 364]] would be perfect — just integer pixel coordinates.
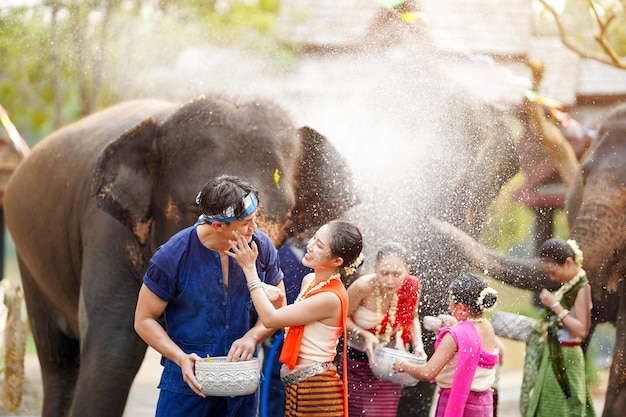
[[298, 320, 342, 363], [435, 351, 498, 392], [352, 305, 383, 329]]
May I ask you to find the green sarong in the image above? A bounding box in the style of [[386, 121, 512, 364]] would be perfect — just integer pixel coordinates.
[[524, 343, 596, 417]]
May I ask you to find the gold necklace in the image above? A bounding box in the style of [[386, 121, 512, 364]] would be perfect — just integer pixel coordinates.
[[468, 317, 486, 324], [374, 285, 398, 345]]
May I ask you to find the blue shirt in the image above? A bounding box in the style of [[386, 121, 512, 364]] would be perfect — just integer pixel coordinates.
[[144, 226, 283, 395]]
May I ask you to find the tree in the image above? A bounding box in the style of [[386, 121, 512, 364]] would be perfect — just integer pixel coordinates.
[[0, 0, 283, 142], [535, 0, 626, 69]]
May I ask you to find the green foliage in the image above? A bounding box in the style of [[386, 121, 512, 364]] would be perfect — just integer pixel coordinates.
[[0, 1, 290, 145], [0, 8, 59, 143], [481, 172, 570, 255], [481, 173, 536, 255]]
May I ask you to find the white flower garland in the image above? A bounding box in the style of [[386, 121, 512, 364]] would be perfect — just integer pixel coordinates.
[[344, 252, 364, 276], [477, 287, 498, 311], [567, 239, 584, 267], [295, 273, 341, 303], [554, 268, 586, 301]]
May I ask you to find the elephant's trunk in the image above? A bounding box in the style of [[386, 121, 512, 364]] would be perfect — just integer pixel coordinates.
[[429, 217, 557, 292]]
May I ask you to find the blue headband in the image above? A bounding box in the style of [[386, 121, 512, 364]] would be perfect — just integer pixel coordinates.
[[197, 192, 258, 224]]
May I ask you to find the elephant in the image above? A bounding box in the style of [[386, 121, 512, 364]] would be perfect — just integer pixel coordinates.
[[430, 102, 626, 417], [3, 94, 359, 417]]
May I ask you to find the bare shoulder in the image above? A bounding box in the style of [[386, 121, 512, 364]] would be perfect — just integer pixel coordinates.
[[300, 273, 315, 288], [347, 273, 376, 291], [576, 284, 593, 305]]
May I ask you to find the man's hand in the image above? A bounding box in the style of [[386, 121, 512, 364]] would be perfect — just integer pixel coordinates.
[[227, 334, 257, 362], [176, 352, 205, 397]]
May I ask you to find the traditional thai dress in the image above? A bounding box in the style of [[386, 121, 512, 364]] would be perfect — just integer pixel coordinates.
[[522, 271, 596, 417], [279, 278, 349, 417], [261, 243, 313, 417], [434, 320, 499, 417], [144, 227, 283, 417], [343, 275, 421, 417]]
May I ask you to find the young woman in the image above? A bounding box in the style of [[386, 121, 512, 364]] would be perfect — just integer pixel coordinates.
[[522, 238, 596, 417], [227, 220, 363, 417], [391, 273, 499, 417], [343, 242, 425, 417]]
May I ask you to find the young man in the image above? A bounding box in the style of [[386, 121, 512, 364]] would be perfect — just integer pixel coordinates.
[[135, 175, 285, 417]]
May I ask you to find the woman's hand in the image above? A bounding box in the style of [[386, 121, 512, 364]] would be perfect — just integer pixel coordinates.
[[363, 333, 380, 365], [539, 288, 558, 309], [392, 358, 407, 374], [414, 346, 427, 359], [226, 230, 259, 273]]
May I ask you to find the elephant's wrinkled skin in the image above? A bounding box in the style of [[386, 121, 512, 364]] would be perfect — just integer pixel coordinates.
[[433, 103, 626, 417], [569, 104, 626, 417], [4, 95, 358, 417]]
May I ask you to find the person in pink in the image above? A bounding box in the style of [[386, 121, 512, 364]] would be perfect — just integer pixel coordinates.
[[392, 273, 499, 417]]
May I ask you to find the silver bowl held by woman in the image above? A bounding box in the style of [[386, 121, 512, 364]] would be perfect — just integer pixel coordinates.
[[195, 357, 261, 397], [371, 347, 426, 386]]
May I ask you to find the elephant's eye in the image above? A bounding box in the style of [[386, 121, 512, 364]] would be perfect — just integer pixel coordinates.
[[185, 205, 201, 225]]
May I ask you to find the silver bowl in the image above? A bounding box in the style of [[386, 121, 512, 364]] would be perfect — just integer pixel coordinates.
[[491, 311, 538, 342], [195, 357, 260, 397], [371, 347, 426, 386]]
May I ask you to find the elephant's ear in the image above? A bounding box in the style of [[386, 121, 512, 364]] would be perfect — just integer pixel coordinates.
[[288, 126, 360, 236], [91, 117, 158, 245]]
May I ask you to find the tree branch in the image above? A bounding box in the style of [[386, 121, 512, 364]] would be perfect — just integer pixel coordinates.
[[537, 0, 626, 69]]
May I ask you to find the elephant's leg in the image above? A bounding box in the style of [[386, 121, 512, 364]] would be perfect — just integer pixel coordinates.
[[602, 282, 626, 417], [69, 325, 147, 417], [18, 258, 80, 417], [68, 260, 147, 417]]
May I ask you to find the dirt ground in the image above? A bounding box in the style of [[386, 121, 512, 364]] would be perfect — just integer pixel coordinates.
[[0, 340, 607, 417]]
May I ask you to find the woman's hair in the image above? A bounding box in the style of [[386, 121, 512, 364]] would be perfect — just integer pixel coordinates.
[[375, 242, 409, 265], [450, 273, 497, 314], [326, 220, 363, 280], [538, 238, 574, 266], [197, 175, 259, 218]]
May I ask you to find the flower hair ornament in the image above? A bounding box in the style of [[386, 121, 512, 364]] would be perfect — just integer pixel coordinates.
[[566, 239, 584, 267], [477, 287, 498, 312], [344, 252, 364, 276]]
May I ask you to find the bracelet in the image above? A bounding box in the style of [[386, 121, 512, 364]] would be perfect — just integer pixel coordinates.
[[550, 301, 561, 309], [351, 327, 362, 338], [247, 279, 263, 292], [557, 309, 569, 320], [398, 359, 405, 372]]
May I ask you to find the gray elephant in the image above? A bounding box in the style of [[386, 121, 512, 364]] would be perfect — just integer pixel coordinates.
[[431, 103, 626, 417], [3, 95, 358, 417]]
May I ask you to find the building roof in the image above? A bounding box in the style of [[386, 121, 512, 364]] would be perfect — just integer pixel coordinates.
[[275, 0, 626, 106]]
